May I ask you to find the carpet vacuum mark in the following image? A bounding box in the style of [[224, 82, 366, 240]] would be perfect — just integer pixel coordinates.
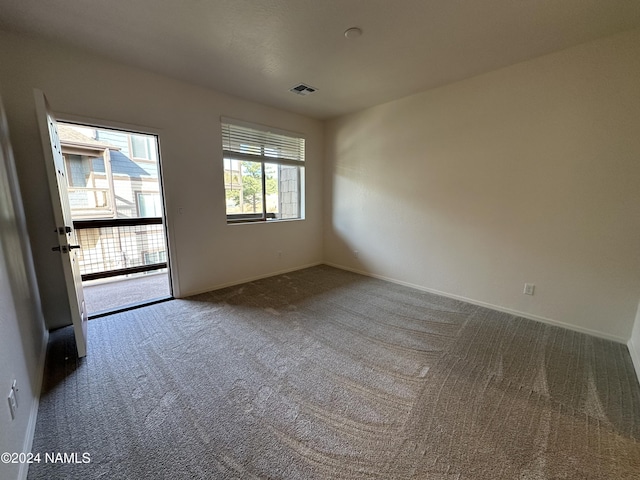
[[28, 266, 640, 479]]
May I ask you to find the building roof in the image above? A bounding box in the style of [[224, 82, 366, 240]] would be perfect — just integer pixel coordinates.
[[58, 124, 119, 151]]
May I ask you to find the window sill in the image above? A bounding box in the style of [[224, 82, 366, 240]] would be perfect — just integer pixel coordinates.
[[226, 218, 304, 226]]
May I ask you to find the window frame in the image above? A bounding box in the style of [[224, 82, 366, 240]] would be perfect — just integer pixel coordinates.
[[221, 119, 305, 224], [129, 134, 155, 162], [136, 191, 163, 218]]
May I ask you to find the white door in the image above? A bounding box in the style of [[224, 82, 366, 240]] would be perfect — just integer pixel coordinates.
[[34, 89, 88, 358]]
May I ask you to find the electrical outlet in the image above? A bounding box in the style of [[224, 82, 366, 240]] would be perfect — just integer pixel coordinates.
[[354, 250, 359, 259], [8, 389, 17, 420], [523, 283, 535, 296]]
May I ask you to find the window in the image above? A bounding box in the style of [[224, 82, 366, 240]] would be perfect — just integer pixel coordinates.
[[222, 120, 304, 223], [137, 192, 162, 217], [130, 134, 155, 160], [143, 250, 167, 265]]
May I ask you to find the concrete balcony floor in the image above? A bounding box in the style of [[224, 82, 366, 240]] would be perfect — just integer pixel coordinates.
[[82, 270, 171, 317]]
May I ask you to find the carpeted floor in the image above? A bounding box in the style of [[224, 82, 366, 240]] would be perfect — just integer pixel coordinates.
[[28, 265, 640, 479]]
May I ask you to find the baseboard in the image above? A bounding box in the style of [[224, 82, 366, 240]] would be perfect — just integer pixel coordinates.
[[179, 262, 324, 298], [325, 262, 627, 344], [18, 328, 49, 480], [628, 337, 640, 387]]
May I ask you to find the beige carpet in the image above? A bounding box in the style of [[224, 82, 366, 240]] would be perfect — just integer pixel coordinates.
[[28, 265, 640, 479]]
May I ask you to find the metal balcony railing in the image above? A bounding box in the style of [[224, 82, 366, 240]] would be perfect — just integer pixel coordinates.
[[73, 217, 167, 281]]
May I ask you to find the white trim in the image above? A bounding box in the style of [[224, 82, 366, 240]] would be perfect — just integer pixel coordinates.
[[178, 262, 322, 298], [226, 218, 305, 227], [19, 328, 49, 480], [324, 262, 628, 344], [628, 337, 640, 386], [55, 112, 163, 136]]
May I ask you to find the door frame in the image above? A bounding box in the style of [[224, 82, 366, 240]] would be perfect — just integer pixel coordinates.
[[52, 111, 178, 298]]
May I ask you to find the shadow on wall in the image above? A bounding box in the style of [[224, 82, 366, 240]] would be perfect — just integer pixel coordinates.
[[323, 100, 606, 302], [0, 99, 45, 394], [323, 228, 369, 273]]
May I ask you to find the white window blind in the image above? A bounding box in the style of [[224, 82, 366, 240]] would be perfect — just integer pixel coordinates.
[[221, 122, 305, 165]]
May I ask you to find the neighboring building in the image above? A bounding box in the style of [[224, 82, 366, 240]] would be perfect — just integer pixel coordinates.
[[58, 125, 166, 276], [58, 124, 162, 219]]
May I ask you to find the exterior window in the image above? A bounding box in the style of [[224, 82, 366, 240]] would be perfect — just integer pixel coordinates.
[[137, 192, 162, 217], [222, 120, 304, 223], [143, 250, 167, 264], [130, 134, 155, 160]]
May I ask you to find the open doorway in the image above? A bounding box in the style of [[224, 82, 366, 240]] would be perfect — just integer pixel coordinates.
[[58, 122, 171, 317]]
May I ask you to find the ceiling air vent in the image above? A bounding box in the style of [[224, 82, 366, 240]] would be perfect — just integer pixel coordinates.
[[289, 83, 317, 96]]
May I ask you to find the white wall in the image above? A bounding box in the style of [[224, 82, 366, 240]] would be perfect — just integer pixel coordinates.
[[0, 31, 324, 329], [325, 28, 640, 342], [629, 300, 640, 385], [0, 99, 48, 480]]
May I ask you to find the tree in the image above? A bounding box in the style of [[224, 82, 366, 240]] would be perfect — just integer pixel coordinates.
[[241, 162, 263, 213], [225, 161, 278, 213]]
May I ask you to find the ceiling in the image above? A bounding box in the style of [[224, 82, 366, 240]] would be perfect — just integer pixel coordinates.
[[1, 0, 639, 119]]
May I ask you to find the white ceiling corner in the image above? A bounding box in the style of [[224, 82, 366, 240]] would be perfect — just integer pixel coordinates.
[[0, 0, 639, 119]]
